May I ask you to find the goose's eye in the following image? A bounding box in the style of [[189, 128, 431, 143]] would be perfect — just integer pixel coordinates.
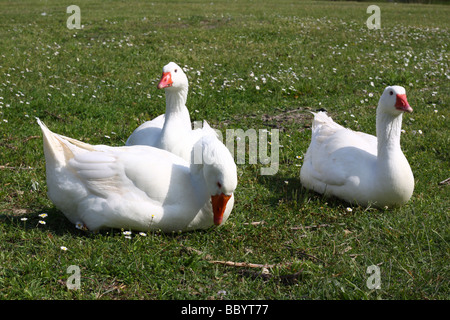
[[217, 182, 222, 189], [389, 91, 393, 96], [174, 69, 178, 73]]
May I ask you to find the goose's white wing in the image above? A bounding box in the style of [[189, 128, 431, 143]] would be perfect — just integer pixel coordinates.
[[125, 114, 165, 146], [301, 112, 377, 189], [68, 144, 187, 201]]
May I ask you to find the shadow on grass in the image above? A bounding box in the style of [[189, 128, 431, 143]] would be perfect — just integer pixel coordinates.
[[0, 205, 216, 240], [255, 170, 376, 219], [0, 206, 88, 237], [256, 171, 345, 209]]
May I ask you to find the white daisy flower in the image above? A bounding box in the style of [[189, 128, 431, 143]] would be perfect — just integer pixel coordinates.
[[75, 222, 86, 230]]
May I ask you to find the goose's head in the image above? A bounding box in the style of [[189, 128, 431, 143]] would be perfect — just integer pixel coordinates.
[[378, 85, 413, 116], [196, 134, 238, 226], [157, 62, 188, 91]]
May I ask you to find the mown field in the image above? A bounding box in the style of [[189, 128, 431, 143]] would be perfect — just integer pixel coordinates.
[[0, 0, 448, 301]]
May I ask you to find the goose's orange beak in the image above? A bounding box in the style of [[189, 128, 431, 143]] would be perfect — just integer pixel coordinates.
[[157, 72, 173, 89], [211, 194, 232, 226], [395, 94, 412, 113]]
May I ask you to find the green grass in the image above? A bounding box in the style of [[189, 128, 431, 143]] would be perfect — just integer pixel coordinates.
[[0, 0, 448, 300]]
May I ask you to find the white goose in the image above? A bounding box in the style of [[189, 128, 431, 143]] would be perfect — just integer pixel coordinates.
[[126, 62, 195, 161], [37, 119, 237, 232], [300, 85, 414, 207]]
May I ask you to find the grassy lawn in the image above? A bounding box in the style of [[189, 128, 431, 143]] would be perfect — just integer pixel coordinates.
[[0, 0, 448, 300]]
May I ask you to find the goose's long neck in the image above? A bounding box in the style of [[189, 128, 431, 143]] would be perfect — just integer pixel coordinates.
[[376, 111, 403, 161], [165, 87, 189, 116], [374, 107, 414, 206], [160, 87, 191, 148]]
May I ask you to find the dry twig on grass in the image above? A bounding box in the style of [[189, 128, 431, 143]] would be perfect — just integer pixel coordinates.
[[0, 165, 34, 170], [181, 245, 305, 284]]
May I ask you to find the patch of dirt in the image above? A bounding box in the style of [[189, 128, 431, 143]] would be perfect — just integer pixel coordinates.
[[217, 107, 330, 131], [261, 107, 312, 130], [11, 208, 30, 215]]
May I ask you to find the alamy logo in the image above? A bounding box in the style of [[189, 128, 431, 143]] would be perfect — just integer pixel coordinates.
[[66, 265, 81, 290], [67, 5, 81, 30], [366, 265, 381, 289], [366, 5, 381, 30], [193, 121, 279, 175]]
